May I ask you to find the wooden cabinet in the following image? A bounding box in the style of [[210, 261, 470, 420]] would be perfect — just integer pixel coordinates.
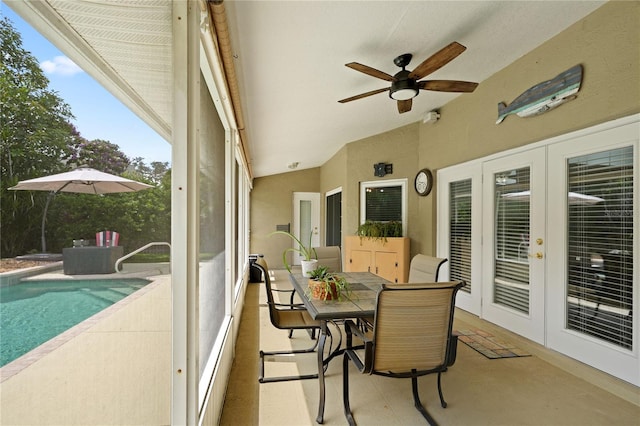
[[344, 236, 410, 283]]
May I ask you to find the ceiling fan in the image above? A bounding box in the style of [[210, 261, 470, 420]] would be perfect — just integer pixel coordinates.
[[338, 41, 478, 114]]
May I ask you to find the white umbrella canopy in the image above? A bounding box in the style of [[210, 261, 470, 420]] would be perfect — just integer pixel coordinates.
[[9, 166, 153, 254], [9, 166, 153, 194]]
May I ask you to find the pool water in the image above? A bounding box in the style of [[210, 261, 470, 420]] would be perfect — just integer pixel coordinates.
[[0, 279, 150, 367]]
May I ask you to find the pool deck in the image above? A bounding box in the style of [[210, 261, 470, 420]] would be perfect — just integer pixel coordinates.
[[20, 262, 170, 282], [0, 268, 171, 425]]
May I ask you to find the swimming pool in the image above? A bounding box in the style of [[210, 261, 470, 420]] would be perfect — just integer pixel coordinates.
[[0, 278, 150, 367]]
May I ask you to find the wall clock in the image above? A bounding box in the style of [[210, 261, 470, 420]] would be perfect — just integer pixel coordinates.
[[414, 168, 433, 196]]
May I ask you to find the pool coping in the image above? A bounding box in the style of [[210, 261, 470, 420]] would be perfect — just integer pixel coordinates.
[[0, 262, 64, 287], [0, 277, 164, 383]]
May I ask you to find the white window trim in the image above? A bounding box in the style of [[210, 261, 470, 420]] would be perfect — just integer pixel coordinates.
[[360, 178, 408, 236], [326, 186, 342, 197], [437, 163, 483, 315]]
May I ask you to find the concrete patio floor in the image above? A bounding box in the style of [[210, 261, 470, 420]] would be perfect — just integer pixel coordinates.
[[1, 267, 637, 425], [221, 269, 640, 425]]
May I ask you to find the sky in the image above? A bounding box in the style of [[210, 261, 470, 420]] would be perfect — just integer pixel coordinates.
[[1, 2, 172, 165]]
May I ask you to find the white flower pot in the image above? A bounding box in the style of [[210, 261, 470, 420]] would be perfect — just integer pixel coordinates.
[[300, 259, 318, 277]]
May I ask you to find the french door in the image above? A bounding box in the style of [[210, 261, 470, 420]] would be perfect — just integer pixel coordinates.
[[437, 164, 482, 315], [546, 124, 637, 384], [482, 148, 546, 344], [440, 117, 638, 384], [292, 192, 320, 265]]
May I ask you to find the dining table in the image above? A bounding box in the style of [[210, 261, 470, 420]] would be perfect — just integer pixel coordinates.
[[288, 271, 392, 424]]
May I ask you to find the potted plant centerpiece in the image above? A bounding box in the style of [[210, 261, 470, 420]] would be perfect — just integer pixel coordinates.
[[307, 265, 351, 301], [269, 229, 318, 277]]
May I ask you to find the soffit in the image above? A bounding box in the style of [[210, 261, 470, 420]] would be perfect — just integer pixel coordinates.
[[12, 0, 173, 141]]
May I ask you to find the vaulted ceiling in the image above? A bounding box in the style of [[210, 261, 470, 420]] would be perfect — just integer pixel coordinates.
[[7, 0, 606, 178]]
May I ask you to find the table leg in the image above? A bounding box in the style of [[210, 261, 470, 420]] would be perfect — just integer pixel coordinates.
[[316, 320, 328, 424]]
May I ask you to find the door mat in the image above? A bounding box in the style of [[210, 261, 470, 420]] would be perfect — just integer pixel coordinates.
[[454, 329, 531, 359]]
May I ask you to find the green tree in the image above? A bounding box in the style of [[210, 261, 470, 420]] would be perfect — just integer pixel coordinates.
[[46, 168, 171, 254], [70, 138, 130, 174], [0, 17, 77, 257], [130, 157, 170, 185], [1, 17, 171, 258]]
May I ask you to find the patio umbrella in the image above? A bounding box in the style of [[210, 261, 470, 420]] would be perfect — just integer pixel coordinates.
[[9, 166, 153, 253]]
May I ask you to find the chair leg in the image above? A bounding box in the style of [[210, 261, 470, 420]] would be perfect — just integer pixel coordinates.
[[343, 353, 356, 426], [437, 371, 447, 408], [258, 335, 320, 383], [411, 375, 438, 426], [288, 327, 316, 339]]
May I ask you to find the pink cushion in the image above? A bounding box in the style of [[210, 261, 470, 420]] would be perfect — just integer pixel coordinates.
[[96, 231, 120, 246]]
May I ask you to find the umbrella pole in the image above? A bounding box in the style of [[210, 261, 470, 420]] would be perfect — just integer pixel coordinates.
[[41, 191, 54, 253]]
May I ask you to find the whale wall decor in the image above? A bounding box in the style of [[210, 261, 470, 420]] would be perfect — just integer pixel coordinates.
[[496, 64, 583, 124]]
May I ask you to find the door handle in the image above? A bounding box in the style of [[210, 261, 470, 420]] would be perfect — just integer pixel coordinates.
[[528, 252, 543, 259]]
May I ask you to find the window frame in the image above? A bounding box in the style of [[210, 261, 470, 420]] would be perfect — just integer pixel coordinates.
[[359, 178, 408, 236]]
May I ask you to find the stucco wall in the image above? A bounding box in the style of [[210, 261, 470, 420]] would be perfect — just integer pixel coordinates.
[[344, 124, 420, 250], [319, 144, 347, 243], [414, 0, 640, 254], [250, 1, 640, 264], [250, 167, 320, 268]]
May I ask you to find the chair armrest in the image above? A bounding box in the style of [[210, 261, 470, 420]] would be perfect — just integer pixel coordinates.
[[271, 286, 304, 306], [357, 316, 374, 332], [272, 288, 295, 295], [446, 333, 459, 367], [270, 287, 301, 309], [345, 319, 368, 342], [272, 302, 307, 311], [344, 320, 374, 373]]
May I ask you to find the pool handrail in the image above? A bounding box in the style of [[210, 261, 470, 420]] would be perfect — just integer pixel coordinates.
[[115, 242, 171, 273]]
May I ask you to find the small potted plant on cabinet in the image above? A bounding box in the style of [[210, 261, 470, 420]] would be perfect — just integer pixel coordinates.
[[356, 220, 403, 241], [307, 265, 351, 301], [269, 230, 318, 277]]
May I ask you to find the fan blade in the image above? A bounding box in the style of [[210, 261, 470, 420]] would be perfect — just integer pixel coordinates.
[[346, 62, 395, 81], [338, 88, 389, 103], [397, 99, 412, 114], [419, 80, 478, 92], [408, 41, 467, 80]]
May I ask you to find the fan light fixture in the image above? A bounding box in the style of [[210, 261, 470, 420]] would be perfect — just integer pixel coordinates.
[[339, 43, 478, 114], [389, 77, 418, 100]]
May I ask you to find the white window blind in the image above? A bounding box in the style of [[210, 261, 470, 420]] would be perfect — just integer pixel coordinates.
[[494, 167, 530, 314], [449, 179, 472, 293], [360, 179, 407, 235], [566, 146, 633, 349], [365, 186, 402, 222]]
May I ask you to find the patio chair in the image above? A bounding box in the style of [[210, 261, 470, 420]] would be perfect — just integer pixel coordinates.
[[343, 281, 464, 426], [255, 257, 323, 383], [359, 254, 449, 330], [313, 245, 342, 272], [96, 230, 120, 247], [407, 254, 448, 283]]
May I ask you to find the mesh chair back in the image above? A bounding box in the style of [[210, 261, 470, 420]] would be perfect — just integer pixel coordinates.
[[313, 246, 342, 272], [372, 282, 461, 372], [407, 254, 447, 283], [254, 257, 280, 326]]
